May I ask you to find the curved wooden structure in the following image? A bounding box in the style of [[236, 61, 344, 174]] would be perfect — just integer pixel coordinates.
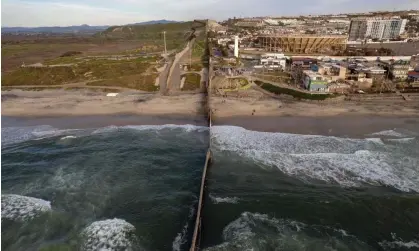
[[258, 35, 348, 54]]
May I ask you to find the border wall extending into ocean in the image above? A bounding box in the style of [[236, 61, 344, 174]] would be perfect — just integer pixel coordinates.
[[189, 19, 212, 251]]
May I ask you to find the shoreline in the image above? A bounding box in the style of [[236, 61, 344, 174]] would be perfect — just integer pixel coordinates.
[[2, 89, 419, 137], [213, 115, 419, 137], [2, 114, 208, 129]]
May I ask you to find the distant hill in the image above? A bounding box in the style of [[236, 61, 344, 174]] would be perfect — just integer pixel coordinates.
[[1, 20, 181, 34], [132, 20, 180, 25], [1, 25, 109, 34], [98, 21, 196, 40]]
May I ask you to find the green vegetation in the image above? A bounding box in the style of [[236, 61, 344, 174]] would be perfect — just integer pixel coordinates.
[[60, 51, 82, 57], [74, 58, 154, 79], [87, 74, 159, 92], [1, 86, 64, 91], [189, 63, 203, 72], [182, 73, 201, 91], [255, 81, 338, 100], [2, 55, 160, 91], [98, 22, 199, 51], [2, 67, 77, 86], [192, 40, 205, 58], [44, 56, 83, 65]]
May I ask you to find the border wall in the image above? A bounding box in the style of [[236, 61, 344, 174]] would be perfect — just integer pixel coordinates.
[[189, 19, 212, 251]]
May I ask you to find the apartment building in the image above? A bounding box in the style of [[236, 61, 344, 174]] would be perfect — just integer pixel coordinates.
[[348, 18, 407, 41]]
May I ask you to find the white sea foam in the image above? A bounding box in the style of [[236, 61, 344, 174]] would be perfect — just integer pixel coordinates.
[[172, 202, 196, 251], [1, 194, 51, 221], [92, 124, 208, 135], [211, 126, 419, 192], [371, 130, 405, 138], [387, 138, 416, 143], [81, 218, 139, 251], [60, 135, 77, 140], [1, 125, 81, 145], [209, 194, 239, 204], [365, 138, 384, 144], [379, 233, 419, 250], [204, 212, 370, 251]]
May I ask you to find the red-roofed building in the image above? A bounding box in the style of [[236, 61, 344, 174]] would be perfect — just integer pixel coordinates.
[[407, 70, 419, 87]]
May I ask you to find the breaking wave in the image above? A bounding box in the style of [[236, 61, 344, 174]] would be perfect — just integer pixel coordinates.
[[379, 233, 419, 250], [370, 130, 406, 138], [1, 194, 51, 221], [1, 125, 76, 145], [203, 212, 371, 251], [211, 126, 419, 192], [80, 218, 141, 251], [172, 203, 196, 251], [209, 194, 239, 204], [92, 124, 208, 135], [2, 124, 208, 145]]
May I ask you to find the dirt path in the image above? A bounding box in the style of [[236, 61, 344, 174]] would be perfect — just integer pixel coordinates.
[[2, 81, 146, 92]]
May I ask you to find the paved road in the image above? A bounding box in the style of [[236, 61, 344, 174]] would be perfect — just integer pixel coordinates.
[[166, 39, 195, 94]]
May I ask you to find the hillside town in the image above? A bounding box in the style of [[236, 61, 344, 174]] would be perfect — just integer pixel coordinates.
[[207, 10, 419, 95]]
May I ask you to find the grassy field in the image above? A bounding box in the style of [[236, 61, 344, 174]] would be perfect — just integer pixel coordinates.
[[2, 56, 160, 91], [2, 67, 78, 86], [87, 73, 159, 92], [255, 81, 338, 100], [182, 73, 201, 91], [2, 22, 197, 91]]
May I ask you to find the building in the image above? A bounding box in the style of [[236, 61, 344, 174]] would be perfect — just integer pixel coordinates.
[[379, 60, 412, 80], [258, 35, 347, 54], [291, 57, 317, 69], [302, 70, 328, 92], [258, 53, 287, 69], [318, 64, 347, 81], [235, 19, 264, 28], [407, 70, 419, 87], [348, 20, 368, 41], [348, 18, 407, 41]]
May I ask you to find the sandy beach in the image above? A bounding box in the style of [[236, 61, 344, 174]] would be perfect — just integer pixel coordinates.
[[210, 94, 419, 118], [2, 89, 419, 136], [1, 90, 207, 117]]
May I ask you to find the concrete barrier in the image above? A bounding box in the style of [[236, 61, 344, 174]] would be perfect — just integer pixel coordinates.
[[190, 149, 211, 251]]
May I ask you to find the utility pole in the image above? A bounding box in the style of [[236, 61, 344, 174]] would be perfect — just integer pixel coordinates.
[[163, 31, 167, 55]]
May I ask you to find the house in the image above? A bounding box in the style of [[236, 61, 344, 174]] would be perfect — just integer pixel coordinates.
[[259, 53, 287, 69], [318, 64, 347, 81], [302, 70, 329, 92], [407, 70, 419, 87], [380, 60, 412, 80], [291, 57, 318, 69]]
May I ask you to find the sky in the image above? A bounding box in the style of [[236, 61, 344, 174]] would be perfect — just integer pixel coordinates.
[[1, 0, 418, 27]]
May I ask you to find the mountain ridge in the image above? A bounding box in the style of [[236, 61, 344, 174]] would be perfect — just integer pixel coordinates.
[[1, 20, 181, 34]]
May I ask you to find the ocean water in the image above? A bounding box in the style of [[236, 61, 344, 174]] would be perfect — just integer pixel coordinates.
[[2, 121, 419, 251], [1, 123, 209, 251], [202, 126, 419, 251]]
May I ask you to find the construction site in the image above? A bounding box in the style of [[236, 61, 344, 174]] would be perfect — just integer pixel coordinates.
[[257, 35, 348, 54]]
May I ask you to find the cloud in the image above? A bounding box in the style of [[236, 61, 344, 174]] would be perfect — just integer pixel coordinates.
[[1, 0, 418, 27], [1, 0, 152, 26]]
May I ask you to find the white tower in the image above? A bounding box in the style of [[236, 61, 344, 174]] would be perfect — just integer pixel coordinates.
[[234, 36, 239, 58]]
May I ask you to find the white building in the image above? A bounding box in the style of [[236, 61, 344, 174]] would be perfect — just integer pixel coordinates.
[[365, 19, 407, 39], [348, 18, 407, 41], [256, 53, 287, 70]]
